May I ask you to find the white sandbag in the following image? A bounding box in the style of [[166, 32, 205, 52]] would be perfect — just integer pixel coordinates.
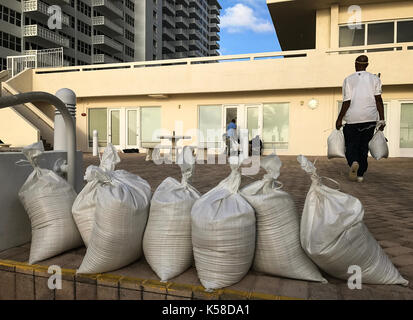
[[18, 142, 82, 264], [298, 155, 408, 286], [240, 155, 326, 282], [369, 127, 389, 160], [72, 144, 120, 247], [327, 129, 346, 159], [191, 164, 256, 290], [143, 147, 200, 282], [77, 145, 152, 274]]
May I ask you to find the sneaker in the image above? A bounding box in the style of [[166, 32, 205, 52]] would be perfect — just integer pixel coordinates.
[[357, 176, 364, 183], [349, 162, 359, 181]]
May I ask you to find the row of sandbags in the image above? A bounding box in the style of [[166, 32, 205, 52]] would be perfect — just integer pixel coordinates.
[[328, 125, 389, 160], [17, 142, 408, 291]]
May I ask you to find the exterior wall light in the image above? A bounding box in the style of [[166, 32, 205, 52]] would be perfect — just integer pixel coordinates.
[[308, 98, 319, 110]]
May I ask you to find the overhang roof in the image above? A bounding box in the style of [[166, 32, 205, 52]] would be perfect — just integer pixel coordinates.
[[267, 0, 407, 51]]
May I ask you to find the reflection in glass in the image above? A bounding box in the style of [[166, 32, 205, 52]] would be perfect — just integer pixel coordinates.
[[247, 107, 259, 140], [367, 22, 394, 45], [88, 108, 107, 147], [397, 20, 413, 43], [263, 103, 289, 150], [339, 24, 365, 47], [400, 103, 413, 148], [141, 107, 161, 142], [199, 105, 222, 146], [128, 110, 137, 146], [110, 110, 120, 145]]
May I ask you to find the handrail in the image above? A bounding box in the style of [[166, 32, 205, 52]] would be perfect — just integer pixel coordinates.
[[0, 92, 76, 187], [32, 42, 413, 75]]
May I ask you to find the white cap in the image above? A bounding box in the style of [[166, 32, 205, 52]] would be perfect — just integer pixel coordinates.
[[56, 88, 76, 106]]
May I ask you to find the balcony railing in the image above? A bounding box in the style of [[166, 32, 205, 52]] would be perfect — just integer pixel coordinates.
[[163, 1, 175, 15], [174, 40, 189, 51], [93, 54, 117, 64], [175, 4, 189, 17], [92, 0, 123, 19], [33, 43, 413, 76], [188, 7, 200, 18], [163, 41, 175, 53], [93, 35, 123, 53], [23, 25, 69, 48], [162, 14, 175, 28], [209, 5, 220, 14], [210, 32, 220, 41], [175, 16, 189, 28], [23, 0, 70, 26], [175, 28, 189, 40], [188, 50, 202, 57], [209, 14, 220, 24], [162, 27, 175, 41], [209, 41, 219, 49], [92, 16, 123, 35], [210, 23, 220, 32], [189, 29, 202, 40]]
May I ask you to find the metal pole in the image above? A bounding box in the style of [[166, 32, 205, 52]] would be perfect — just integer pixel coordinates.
[[0, 92, 77, 187]]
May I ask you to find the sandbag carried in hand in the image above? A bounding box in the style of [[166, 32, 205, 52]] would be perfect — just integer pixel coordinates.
[[240, 155, 326, 282], [298, 155, 408, 285], [327, 129, 345, 159], [72, 144, 121, 247], [369, 125, 389, 160], [191, 164, 256, 290], [77, 144, 152, 274], [18, 141, 82, 264], [143, 147, 200, 282]]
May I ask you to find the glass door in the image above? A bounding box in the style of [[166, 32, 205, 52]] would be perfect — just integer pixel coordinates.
[[399, 102, 413, 157], [126, 108, 140, 149], [140, 107, 161, 144], [245, 104, 262, 141], [108, 109, 121, 147]]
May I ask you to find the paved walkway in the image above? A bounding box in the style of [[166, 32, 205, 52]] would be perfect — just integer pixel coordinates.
[[1, 153, 413, 299]]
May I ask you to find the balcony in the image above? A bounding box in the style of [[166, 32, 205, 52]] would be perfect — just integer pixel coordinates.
[[176, 0, 189, 6], [162, 1, 175, 15], [175, 16, 189, 28], [92, 16, 123, 36], [174, 52, 189, 59], [210, 41, 219, 50], [175, 28, 189, 40], [188, 7, 200, 19], [174, 40, 189, 51], [93, 54, 117, 64], [23, 0, 70, 27], [210, 23, 220, 32], [162, 14, 175, 28], [188, 50, 202, 57], [23, 24, 69, 48], [189, 29, 202, 40], [92, 0, 123, 19], [93, 35, 123, 54], [163, 41, 175, 54], [162, 27, 175, 41], [209, 14, 220, 24], [210, 32, 220, 41], [175, 4, 189, 17], [189, 39, 201, 50], [209, 5, 220, 15]]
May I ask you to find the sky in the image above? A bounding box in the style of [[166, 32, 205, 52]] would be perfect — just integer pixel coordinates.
[[218, 0, 281, 55]]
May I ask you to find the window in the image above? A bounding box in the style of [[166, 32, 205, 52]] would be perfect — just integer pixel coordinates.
[[88, 108, 108, 147], [367, 22, 394, 45], [397, 20, 413, 43], [339, 25, 365, 47], [263, 103, 289, 150], [141, 107, 161, 143], [400, 103, 413, 149], [198, 105, 222, 146]]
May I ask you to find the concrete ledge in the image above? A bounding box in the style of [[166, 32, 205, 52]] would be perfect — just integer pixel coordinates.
[[0, 259, 301, 300]]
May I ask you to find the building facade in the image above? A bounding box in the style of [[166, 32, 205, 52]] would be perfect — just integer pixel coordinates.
[[0, 0, 221, 69], [1, 0, 412, 158]]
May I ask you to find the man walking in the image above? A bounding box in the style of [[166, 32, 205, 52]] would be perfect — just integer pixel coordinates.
[[336, 55, 386, 182]]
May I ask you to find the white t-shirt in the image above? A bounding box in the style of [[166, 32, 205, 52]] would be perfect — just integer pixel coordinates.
[[342, 71, 382, 124]]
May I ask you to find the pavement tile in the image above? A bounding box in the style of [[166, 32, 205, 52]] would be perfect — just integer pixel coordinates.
[[384, 246, 413, 257], [391, 255, 413, 267]]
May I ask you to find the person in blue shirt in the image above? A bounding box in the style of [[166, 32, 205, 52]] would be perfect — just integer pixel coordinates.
[[226, 119, 237, 156]]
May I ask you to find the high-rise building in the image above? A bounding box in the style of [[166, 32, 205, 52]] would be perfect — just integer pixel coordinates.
[[0, 0, 221, 70]]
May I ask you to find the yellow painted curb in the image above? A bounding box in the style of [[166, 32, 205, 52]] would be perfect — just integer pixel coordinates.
[[0, 259, 302, 300]]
